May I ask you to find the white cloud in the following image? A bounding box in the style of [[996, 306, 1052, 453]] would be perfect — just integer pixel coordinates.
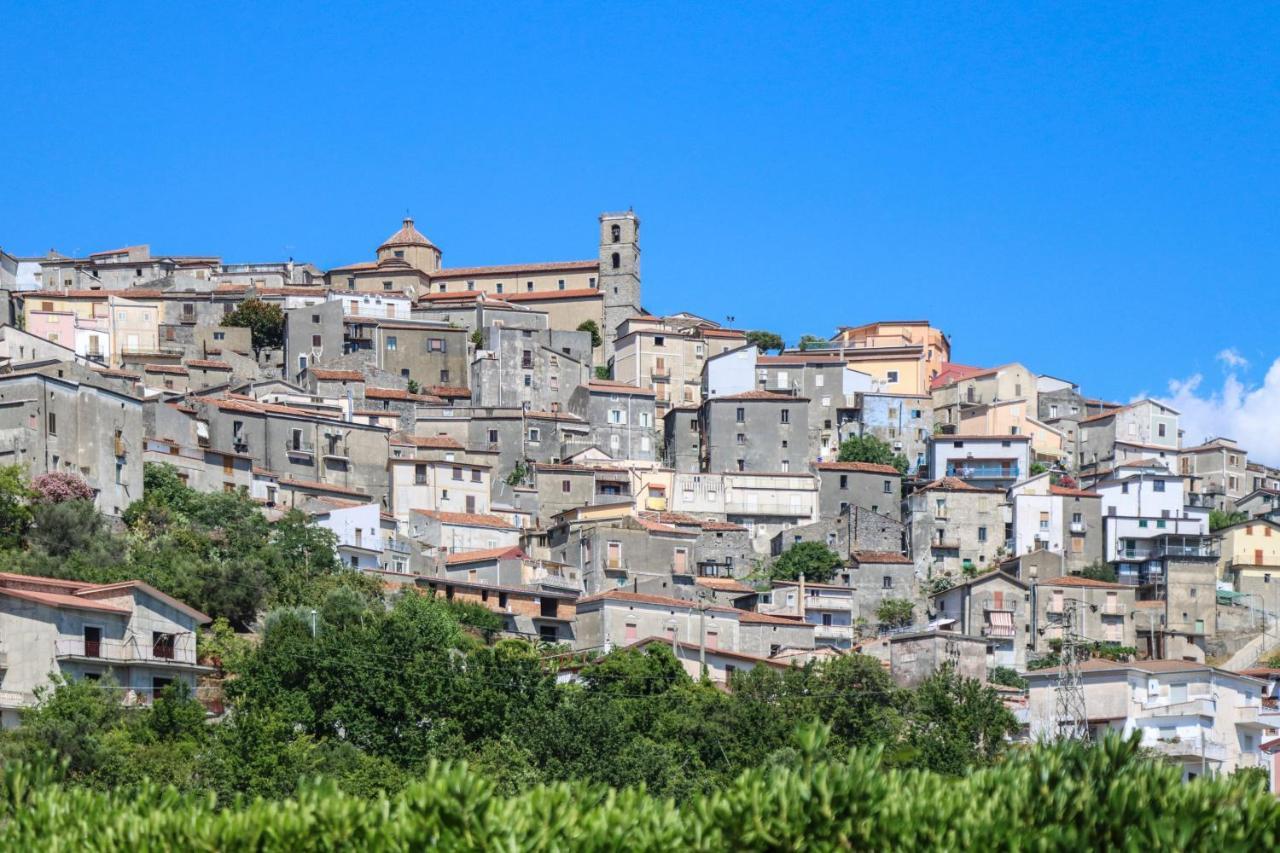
[[1216, 348, 1249, 369], [1159, 357, 1280, 466]]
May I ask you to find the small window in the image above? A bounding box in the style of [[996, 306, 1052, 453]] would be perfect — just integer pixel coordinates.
[[886, 370, 899, 383], [883, 480, 892, 493], [611, 252, 620, 269], [780, 409, 790, 424], [386, 336, 398, 351], [1153, 480, 1166, 492], [611, 223, 621, 242]]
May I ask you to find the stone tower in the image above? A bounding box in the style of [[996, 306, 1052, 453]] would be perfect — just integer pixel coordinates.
[[598, 210, 642, 361]]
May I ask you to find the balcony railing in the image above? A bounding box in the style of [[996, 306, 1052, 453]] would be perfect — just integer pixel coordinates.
[[0, 689, 35, 709], [1101, 602, 1126, 616], [1146, 737, 1227, 762], [285, 440, 315, 456], [54, 637, 198, 666], [946, 464, 1019, 480], [1070, 521, 1087, 533]]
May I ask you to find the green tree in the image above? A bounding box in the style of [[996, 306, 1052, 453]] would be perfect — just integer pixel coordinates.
[[905, 666, 1018, 773], [770, 541, 842, 583], [221, 298, 284, 355], [594, 365, 611, 380], [988, 666, 1029, 689], [1079, 560, 1117, 583], [876, 597, 914, 629], [837, 434, 908, 474], [469, 329, 483, 347], [0, 464, 33, 549], [745, 330, 784, 353], [1030, 461, 1048, 476], [797, 334, 828, 351], [577, 320, 602, 349], [1210, 508, 1248, 530]]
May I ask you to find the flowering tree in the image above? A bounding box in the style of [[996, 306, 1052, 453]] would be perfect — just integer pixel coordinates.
[[31, 472, 95, 504]]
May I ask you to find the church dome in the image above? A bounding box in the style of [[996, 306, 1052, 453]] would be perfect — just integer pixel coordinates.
[[378, 217, 437, 252]]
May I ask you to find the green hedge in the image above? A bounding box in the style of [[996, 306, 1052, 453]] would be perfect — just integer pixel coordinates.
[[0, 732, 1275, 850]]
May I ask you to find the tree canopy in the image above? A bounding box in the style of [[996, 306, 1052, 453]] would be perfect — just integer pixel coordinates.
[[837, 434, 908, 474], [577, 320, 603, 349], [221, 298, 284, 354], [770, 541, 843, 584], [745, 330, 785, 353]]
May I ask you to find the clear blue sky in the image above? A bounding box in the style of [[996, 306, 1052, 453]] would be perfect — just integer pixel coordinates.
[[3, 2, 1278, 410]]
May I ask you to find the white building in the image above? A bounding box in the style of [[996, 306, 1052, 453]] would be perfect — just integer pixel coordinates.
[[1094, 460, 1212, 586], [0, 572, 212, 728], [670, 471, 819, 553], [300, 496, 384, 571], [1025, 659, 1273, 779], [760, 580, 856, 650], [927, 434, 1031, 488]]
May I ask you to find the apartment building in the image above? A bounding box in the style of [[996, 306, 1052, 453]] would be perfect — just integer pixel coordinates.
[[1215, 517, 1280, 601], [760, 580, 857, 650], [1008, 473, 1102, 576], [1179, 437, 1249, 511], [814, 461, 902, 521], [671, 471, 819, 554], [1078, 399, 1181, 481], [612, 315, 745, 415], [1025, 660, 1270, 778], [1029, 576, 1136, 655], [567, 381, 657, 462], [929, 570, 1030, 669], [386, 434, 495, 523], [700, 390, 809, 474], [908, 477, 1008, 579], [546, 507, 700, 595], [841, 392, 933, 474], [573, 590, 742, 652], [823, 320, 951, 395], [0, 572, 212, 728], [926, 434, 1031, 489], [932, 362, 1038, 431], [471, 326, 591, 412]]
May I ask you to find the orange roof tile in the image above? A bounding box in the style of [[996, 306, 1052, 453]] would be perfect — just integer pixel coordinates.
[[711, 390, 807, 402], [587, 380, 655, 396], [411, 509, 516, 529], [310, 369, 365, 381], [576, 589, 738, 614], [444, 546, 525, 565], [815, 461, 901, 475], [851, 551, 913, 564], [429, 260, 598, 278]]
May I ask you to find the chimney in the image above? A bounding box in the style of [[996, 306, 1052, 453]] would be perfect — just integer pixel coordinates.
[[798, 573, 806, 619]]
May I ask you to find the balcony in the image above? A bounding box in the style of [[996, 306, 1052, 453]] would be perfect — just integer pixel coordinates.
[[1070, 521, 1087, 533], [321, 443, 351, 462], [0, 689, 35, 709], [931, 539, 960, 550], [946, 464, 1019, 480], [814, 623, 850, 641], [285, 440, 315, 457], [1101, 601, 1126, 616], [1142, 697, 1216, 718], [1147, 737, 1227, 762], [54, 637, 210, 670], [982, 624, 1016, 639]]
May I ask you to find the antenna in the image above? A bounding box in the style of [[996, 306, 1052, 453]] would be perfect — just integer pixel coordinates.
[[1053, 599, 1089, 741]]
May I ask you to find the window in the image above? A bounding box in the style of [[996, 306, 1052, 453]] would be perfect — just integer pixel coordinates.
[[978, 526, 987, 542], [736, 433, 746, 444], [558, 279, 565, 290], [839, 474, 848, 489], [611, 223, 621, 242], [1158, 423, 1166, 437], [654, 335, 665, 347], [414, 463, 427, 485], [47, 412, 56, 435], [780, 409, 790, 424], [886, 370, 899, 383], [735, 407, 745, 423], [883, 575, 893, 589], [1153, 480, 1166, 492], [736, 459, 745, 471], [383, 281, 393, 291], [611, 252, 620, 269], [1039, 512, 1050, 530], [428, 338, 446, 352], [528, 428, 540, 442], [488, 429, 499, 444], [561, 479, 571, 493], [526, 281, 533, 292], [386, 336, 397, 351], [883, 480, 892, 493], [607, 542, 622, 568], [152, 632, 175, 660], [83, 626, 102, 658]]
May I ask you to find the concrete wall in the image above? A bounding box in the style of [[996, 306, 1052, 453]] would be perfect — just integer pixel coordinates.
[[703, 397, 809, 473]]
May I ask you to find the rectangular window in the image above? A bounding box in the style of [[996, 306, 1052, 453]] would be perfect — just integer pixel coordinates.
[[47, 412, 56, 435], [780, 409, 790, 424], [386, 336, 397, 351], [428, 338, 446, 352], [883, 480, 892, 493], [1153, 480, 1166, 492], [607, 542, 622, 568], [886, 370, 899, 383], [735, 407, 745, 423], [152, 632, 176, 660], [562, 479, 571, 493], [978, 526, 987, 542], [839, 475, 848, 489], [883, 575, 893, 589]]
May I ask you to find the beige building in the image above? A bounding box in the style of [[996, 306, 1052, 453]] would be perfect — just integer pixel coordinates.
[[1179, 437, 1249, 511], [1216, 517, 1280, 603], [825, 321, 951, 396], [1030, 576, 1136, 653], [933, 363, 1038, 431], [612, 316, 746, 415], [956, 399, 1066, 463]]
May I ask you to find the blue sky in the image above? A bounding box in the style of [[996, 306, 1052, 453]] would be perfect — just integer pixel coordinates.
[[3, 3, 1278, 455]]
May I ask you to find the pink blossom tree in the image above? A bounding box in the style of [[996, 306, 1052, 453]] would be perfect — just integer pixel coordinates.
[[30, 471, 96, 504]]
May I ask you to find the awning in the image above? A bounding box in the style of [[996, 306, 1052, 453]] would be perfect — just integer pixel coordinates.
[[986, 611, 1015, 638]]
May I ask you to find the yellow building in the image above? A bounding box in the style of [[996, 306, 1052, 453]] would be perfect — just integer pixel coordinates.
[[827, 320, 950, 395], [957, 399, 1066, 463], [20, 290, 162, 367], [1217, 517, 1280, 585]]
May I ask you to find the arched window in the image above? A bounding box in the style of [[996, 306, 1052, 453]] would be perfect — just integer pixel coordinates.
[[611, 252, 620, 269], [610, 224, 621, 243]]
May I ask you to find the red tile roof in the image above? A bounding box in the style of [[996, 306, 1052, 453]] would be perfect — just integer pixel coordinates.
[[278, 477, 371, 498], [575, 589, 738, 613], [143, 364, 189, 375], [429, 260, 598, 278], [424, 385, 471, 398], [815, 461, 901, 475], [444, 546, 525, 564], [1050, 484, 1100, 498], [917, 476, 981, 492], [1038, 576, 1128, 589], [586, 380, 655, 396], [694, 577, 756, 594], [412, 509, 516, 529], [187, 359, 232, 370], [738, 610, 812, 626], [311, 369, 365, 381], [364, 386, 436, 402], [851, 551, 913, 564], [394, 434, 465, 450]]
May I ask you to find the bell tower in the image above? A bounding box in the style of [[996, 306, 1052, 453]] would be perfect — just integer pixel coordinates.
[[598, 210, 642, 360]]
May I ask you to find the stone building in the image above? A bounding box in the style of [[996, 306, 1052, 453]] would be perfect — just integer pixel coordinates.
[[1008, 473, 1103, 576], [814, 461, 902, 521], [1029, 575, 1136, 659], [567, 380, 657, 462], [929, 570, 1030, 670], [470, 325, 590, 413], [842, 392, 933, 474], [888, 631, 989, 688], [908, 477, 1008, 580], [700, 390, 809, 474]]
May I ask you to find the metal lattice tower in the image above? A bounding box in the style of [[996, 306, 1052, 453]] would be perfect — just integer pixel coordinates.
[[1053, 600, 1089, 741]]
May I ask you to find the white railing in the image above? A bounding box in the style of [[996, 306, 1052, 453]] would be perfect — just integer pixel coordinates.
[[54, 637, 197, 666]]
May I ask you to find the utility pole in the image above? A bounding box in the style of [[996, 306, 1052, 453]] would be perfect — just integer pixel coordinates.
[[309, 608, 317, 638], [698, 598, 707, 678], [1053, 600, 1089, 740]]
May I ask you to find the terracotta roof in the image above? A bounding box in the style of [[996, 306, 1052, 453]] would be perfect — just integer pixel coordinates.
[[394, 434, 465, 450], [757, 353, 844, 365], [1050, 484, 1100, 498], [632, 515, 698, 536], [327, 261, 379, 273], [411, 509, 516, 530], [711, 390, 808, 402], [929, 363, 989, 390], [444, 546, 525, 565], [424, 384, 471, 398], [310, 369, 365, 381], [586, 380, 655, 396], [501, 288, 601, 302], [1038, 576, 1128, 589], [76, 579, 211, 624], [575, 589, 738, 614], [93, 367, 141, 380], [429, 260, 598, 279], [1079, 405, 1132, 424], [195, 395, 333, 419], [738, 610, 813, 626], [700, 328, 748, 339], [378, 217, 437, 251], [851, 551, 913, 564], [815, 461, 901, 475], [143, 364, 189, 375], [694, 577, 756, 594], [640, 512, 748, 533], [930, 433, 1031, 442], [187, 359, 232, 370], [918, 476, 981, 492], [278, 477, 371, 498], [0, 586, 134, 615]]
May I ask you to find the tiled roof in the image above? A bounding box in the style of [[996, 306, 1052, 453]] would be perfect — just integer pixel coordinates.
[[929, 363, 989, 390], [429, 260, 597, 278], [738, 610, 813, 626], [917, 476, 980, 492], [815, 461, 901, 475], [93, 367, 141, 380], [187, 359, 232, 370], [586, 380, 655, 396], [575, 589, 738, 614], [851, 551, 913, 564], [930, 433, 1031, 442], [694, 577, 756, 593], [502, 288, 601, 302], [143, 364, 189, 375], [711, 390, 808, 402], [278, 477, 371, 498], [1038, 576, 1128, 589], [424, 384, 471, 398], [364, 386, 436, 402], [411, 509, 516, 530], [444, 546, 525, 564], [632, 515, 697, 536], [378, 217, 437, 250], [1050, 484, 1100, 498], [393, 434, 464, 450], [311, 369, 365, 381], [0, 586, 133, 615]]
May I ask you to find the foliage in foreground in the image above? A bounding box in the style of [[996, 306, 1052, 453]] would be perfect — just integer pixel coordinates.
[[0, 731, 1274, 850]]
